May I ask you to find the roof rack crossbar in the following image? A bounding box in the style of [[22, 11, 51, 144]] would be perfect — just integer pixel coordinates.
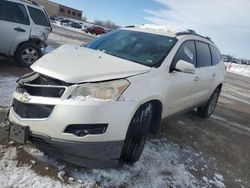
[[176, 29, 214, 43], [125, 25, 136, 28]]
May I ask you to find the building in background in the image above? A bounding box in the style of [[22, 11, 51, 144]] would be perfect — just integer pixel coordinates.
[[33, 0, 83, 20]]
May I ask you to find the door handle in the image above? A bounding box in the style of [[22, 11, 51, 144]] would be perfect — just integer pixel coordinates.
[[194, 76, 200, 81], [211, 73, 216, 77], [14, 27, 26, 32]]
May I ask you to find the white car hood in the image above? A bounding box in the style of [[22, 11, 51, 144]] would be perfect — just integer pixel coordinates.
[[31, 44, 151, 83]]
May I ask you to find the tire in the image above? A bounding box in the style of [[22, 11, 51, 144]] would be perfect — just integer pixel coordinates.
[[197, 88, 221, 118], [15, 42, 42, 67], [121, 103, 153, 163]]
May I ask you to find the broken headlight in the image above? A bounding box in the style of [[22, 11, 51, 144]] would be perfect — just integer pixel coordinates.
[[71, 79, 130, 101]]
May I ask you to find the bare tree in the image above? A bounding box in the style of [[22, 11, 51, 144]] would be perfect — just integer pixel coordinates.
[[81, 15, 87, 22], [94, 19, 119, 29]]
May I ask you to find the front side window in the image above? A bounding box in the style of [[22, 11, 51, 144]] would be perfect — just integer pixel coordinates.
[[0, 0, 29, 25], [85, 30, 177, 67], [171, 41, 197, 69], [196, 41, 212, 67], [28, 6, 50, 27], [210, 45, 222, 65]]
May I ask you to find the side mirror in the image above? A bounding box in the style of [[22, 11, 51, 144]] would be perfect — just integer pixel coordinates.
[[175, 60, 195, 74]]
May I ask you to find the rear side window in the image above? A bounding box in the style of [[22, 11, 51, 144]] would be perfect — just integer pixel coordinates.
[[28, 6, 50, 27], [210, 45, 222, 65], [196, 41, 212, 67], [0, 0, 29, 25], [172, 41, 197, 68]]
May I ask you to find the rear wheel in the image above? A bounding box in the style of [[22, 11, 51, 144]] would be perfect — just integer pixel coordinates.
[[121, 103, 153, 163], [197, 88, 221, 118], [15, 42, 42, 67]]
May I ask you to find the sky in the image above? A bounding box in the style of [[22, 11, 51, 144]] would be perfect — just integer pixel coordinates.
[[51, 0, 250, 59]]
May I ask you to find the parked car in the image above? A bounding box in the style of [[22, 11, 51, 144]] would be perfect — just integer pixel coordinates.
[[49, 16, 57, 23], [85, 26, 106, 35], [8, 25, 226, 168], [60, 19, 71, 26], [0, 0, 52, 67], [71, 22, 82, 29]]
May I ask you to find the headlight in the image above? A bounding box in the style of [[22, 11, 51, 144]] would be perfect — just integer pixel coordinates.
[[71, 79, 130, 101]]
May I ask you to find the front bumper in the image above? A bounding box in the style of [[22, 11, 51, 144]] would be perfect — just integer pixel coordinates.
[[9, 94, 138, 142], [30, 134, 124, 168], [8, 91, 138, 166]]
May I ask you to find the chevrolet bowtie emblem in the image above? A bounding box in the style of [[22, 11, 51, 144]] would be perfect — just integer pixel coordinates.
[[19, 94, 31, 103]]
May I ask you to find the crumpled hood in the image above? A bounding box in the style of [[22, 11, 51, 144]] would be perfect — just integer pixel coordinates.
[[31, 44, 151, 83]]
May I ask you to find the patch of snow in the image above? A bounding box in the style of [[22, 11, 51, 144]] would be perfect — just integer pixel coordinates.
[[138, 24, 188, 34], [225, 62, 250, 77], [15, 140, 209, 187], [67, 140, 202, 187], [52, 22, 94, 37], [31, 160, 36, 165], [0, 147, 69, 188], [0, 75, 18, 107], [214, 173, 224, 182], [48, 33, 84, 45], [1, 140, 222, 187], [177, 120, 186, 125], [209, 174, 225, 188], [202, 176, 208, 183], [43, 45, 55, 54]]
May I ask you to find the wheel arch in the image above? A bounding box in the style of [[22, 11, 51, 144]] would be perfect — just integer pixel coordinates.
[[133, 99, 163, 134], [216, 83, 223, 91], [13, 38, 42, 56]]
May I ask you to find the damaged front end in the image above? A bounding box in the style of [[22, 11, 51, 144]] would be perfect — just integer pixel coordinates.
[[12, 72, 68, 119], [17, 72, 68, 98], [7, 72, 135, 168]]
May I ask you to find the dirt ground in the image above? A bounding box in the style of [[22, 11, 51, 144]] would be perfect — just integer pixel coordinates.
[[0, 25, 249, 188]]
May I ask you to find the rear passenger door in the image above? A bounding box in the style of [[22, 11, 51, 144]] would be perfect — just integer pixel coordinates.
[[194, 41, 216, 105], [27, 6, 51, 40]]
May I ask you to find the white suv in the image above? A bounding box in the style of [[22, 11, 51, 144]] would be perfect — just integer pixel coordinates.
[[0, 0, 51, 67], [8, 25, 226, 167]]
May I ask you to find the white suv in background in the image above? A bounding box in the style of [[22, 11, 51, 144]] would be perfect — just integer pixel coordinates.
[[0, 0, 52, 67], [8, 25, 226, 168]]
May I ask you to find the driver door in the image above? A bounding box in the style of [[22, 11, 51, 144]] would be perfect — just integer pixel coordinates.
[[164, 40, 198, 116]]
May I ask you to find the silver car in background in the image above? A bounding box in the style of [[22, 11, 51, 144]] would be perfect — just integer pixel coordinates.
[[0, 0, 52, 67]]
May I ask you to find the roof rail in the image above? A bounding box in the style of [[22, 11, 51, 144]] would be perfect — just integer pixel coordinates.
[[176, 29, 214, 43], [19, 0, 40, 6], [125, 25, 136, 28]]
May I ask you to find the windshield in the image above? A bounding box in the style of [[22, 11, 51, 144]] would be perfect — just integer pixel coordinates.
[[84, 29, 176, 67]]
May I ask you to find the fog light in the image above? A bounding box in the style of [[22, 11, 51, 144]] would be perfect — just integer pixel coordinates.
[[64, 124, 108, 137]]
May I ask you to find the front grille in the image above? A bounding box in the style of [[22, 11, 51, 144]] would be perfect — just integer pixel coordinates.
[[18, 85, 65, 98], [17, 73, 68, 98], [12, 99, 54, 119]]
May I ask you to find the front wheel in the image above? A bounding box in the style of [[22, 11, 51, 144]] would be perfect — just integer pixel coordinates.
[[121, 103, 153, 163], [15, 42, 42, 67], [197, 88, 221, 118]]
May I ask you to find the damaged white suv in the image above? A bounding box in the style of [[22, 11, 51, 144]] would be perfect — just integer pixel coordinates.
[[0, 0, 51, 67], [8, 25, 226, 167]]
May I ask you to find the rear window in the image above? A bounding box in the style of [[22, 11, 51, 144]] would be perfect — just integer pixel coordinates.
[[28, 6, 50, 27], [0, 0, 29, 25], [210, 45, 222, 65], [196, 41, 212, 67]]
